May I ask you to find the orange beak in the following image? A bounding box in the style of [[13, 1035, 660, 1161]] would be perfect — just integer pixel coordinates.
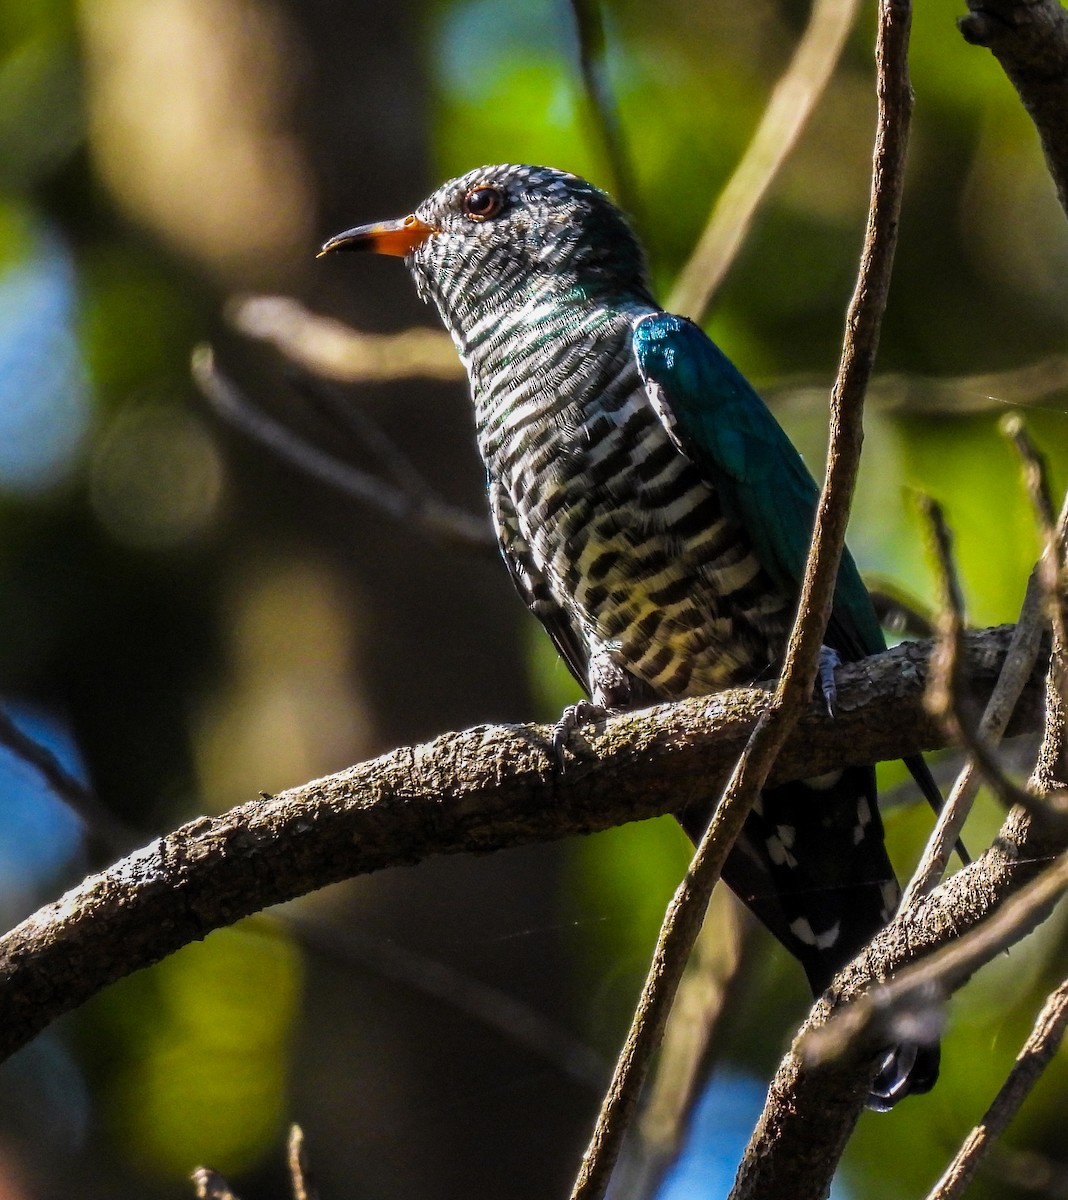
[[317, 213, 436, 258]]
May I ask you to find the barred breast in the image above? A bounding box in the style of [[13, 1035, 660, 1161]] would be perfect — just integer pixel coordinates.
[[472, 310, 795, 699]]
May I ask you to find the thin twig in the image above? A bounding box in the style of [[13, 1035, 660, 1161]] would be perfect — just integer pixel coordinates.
[[192, 346, 494, 552], [0, 706, 133, 855], [567, 0, 638, 220], [1004, 417, 1068, 677], [920, 492, 1068, 853], [192, 1168, 239, 1200], [229, 295, 462, 383], [925, 973, 1068, 1200], [569, 4, 910, 1197], [901, 567, 1048, 908], [1003, 419, 1068, 799], [903, 433, 1068, 902], [918, 495, 1054, 819], [1004, 415, 1057, 533], [667, 0, 859, 321], [288, 1125, 318, 1200], [729, 4, 914, 1195]]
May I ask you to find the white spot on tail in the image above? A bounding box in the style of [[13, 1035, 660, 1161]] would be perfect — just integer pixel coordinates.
[[789, 918, 841, 951], [766, 832, 798, 868], [805, 769, 844, 791]]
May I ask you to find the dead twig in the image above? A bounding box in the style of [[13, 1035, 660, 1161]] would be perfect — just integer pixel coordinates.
[[288, 1125, 318, 1200], [566, 0, 638, 221], [570, 3, 912, 1197], [192, 1168, 240, 1200], [919, 495, 1059, 822], [192, 346, 493, 552], [667, 0, 859, 320], [902, 418, 1068, 906], [1004, 417, 1068, 797], [924, 972, 1068, 1200], [901, 567, 1048, 908], [229, 295, 462, 384]]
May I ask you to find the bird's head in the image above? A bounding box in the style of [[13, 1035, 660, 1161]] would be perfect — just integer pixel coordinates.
[[320, 164, 653, 332]]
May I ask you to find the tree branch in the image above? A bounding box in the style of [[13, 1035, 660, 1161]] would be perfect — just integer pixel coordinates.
[[192, 346, 493, 552], [959, 0, 1068, 219], [566, 0, 639, 220], [728, 1, 914, 1193], [666, 0, 859, 320], [924, 971, 1068, 1198], [0, 626, 1038, 1070]]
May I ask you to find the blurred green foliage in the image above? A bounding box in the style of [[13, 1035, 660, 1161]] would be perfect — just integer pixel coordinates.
[[92, 921, 302, 1178]]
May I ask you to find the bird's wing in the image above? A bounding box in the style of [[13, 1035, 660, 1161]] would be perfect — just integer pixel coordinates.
[[632, 311, 885, 662], [489, 477, 591, 695]]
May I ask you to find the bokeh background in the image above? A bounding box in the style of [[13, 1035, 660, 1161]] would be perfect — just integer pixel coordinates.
[[1, 1, 1067, 1197]]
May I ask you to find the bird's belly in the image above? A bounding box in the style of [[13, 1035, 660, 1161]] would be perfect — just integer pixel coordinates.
[[524, 465, 793, 699]]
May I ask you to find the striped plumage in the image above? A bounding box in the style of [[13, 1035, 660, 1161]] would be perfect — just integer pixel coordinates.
[[322, 163, 941, 1108]]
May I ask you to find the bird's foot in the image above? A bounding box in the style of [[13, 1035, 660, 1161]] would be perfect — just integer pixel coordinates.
[[818, 645, 841, 717], [551, 700, 609, 772]]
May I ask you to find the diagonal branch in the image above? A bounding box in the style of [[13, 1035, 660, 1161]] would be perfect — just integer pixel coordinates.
[[0, 627, 1039, 1074], [570, 3, 911, 1196], [192, 346, 494, 552], [667, 0, 859, 320], [924, 971, 1068, 1200], [728, 3, 914, 1195]]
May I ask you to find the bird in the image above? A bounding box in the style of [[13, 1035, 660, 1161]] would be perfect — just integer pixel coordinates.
[[320, 163, 942, 1108]]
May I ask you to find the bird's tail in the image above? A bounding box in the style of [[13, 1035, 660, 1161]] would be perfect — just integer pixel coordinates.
[[681, 765, 940, 1109]]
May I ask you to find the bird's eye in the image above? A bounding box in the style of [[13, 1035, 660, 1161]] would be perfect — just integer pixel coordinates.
[[462, 185, 506, 221]]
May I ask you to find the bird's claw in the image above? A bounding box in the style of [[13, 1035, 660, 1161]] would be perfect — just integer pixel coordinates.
[[819, 645, 841, 717], [551, 700, 609, 772]]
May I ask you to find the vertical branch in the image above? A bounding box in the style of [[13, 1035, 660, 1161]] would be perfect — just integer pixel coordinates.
[[1003, 416, 1068, 796], [729, 3, 913, 1197], [568, 4, 912, 1200], [567, 0, 638, 219]]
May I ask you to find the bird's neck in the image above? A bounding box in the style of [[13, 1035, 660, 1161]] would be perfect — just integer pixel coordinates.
[[444, 288, 659, 468], [441, 282, 656, 392]]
